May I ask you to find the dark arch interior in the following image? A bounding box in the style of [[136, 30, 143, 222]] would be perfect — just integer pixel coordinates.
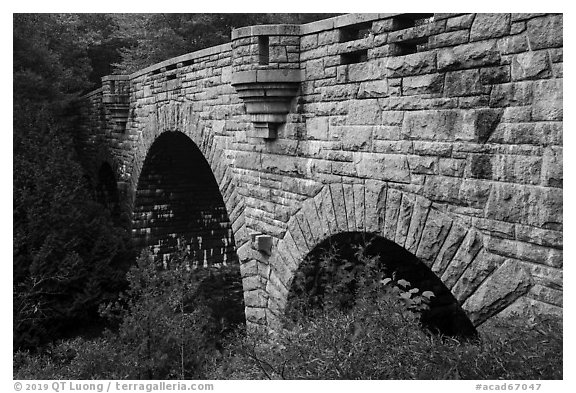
[[287, 232, 477, 338], [133, 131, 237, 266], [96, 162, 121, 221], [132, 131, 244, 329]]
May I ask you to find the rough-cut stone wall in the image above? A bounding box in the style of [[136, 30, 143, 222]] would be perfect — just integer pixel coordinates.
[[78, 13, 563, 331]]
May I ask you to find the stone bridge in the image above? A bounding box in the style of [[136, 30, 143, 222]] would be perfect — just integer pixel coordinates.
[[77, 13, 563, 331]]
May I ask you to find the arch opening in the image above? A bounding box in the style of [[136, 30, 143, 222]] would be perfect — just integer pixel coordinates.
[[132, 131, 245, 329], [132, 131, 236, 265], [286, 231, 477, 338]]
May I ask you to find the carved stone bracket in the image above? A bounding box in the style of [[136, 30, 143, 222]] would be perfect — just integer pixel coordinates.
[[231, 69, 301, 139]]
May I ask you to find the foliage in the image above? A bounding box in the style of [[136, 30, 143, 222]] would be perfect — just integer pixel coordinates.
[[110, 14, 338, 73], [207, 283, 562, 380], [14, 244, 244, 379], [14, 243, 562, 380], [206, 242, 561, 380], [13, 14, 135, 349], [13, 104, 133, 349]]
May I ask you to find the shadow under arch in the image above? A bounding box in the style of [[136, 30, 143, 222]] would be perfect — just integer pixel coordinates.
[[287, 231, 477, 337], [131, 130, 245, 328], [132, 131, 237, 264]]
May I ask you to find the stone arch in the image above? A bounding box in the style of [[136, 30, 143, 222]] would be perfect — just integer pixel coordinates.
[[130, 129, 238, 267], [266, 181, 533, 327], [126, 101, 247, 257]]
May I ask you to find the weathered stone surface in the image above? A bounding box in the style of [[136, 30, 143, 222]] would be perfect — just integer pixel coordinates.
[[402, 74, 444, 95], [458, 179, 492, 208], [415, 208, 453, 267], [462, 259, 533, 325], [431, 223, 467, 276], [243, 275, 266, 291], [479, 65, 510, 85], [532, 79, 562, 121], [488, 122, 561, 146], [511, 51, 551, 81], [306, 116, 329, 140], [353, 183, 366, 231], [329, 183, 349, 232], [347, 99, 381, 125], [496, 35, 528, 54], [244, 289, 269, 308], [384, 52, 436, 77], [541, 147, 563, 187], [485, 183, 562, 229], [364, 179, 384, 233], [489, 81, 533, 107], [492, 296, 562, 322], [446, 14, 475, 32], [407, 155, 437, 174], [404, 196, 432, 254], [402, 110, 455, 141], [437, 41, 500, 71], [526, 15, 563, 50], [428, 30, 470, 48], [439, 157, 465, 176], [395, 193, 415, 248], [305, 58, 325, 79], [355, 153, 411, 183], [348, 60, 385, 82], [445, 69, 486, 97], [358, 80, 388, 98], [470, 13, 511, 41], [441, 229, 483, 288], [484, 236, 562, 268], [342, 183, 357, 231], [451, 249, 505, 303], [382, 188, 402, 240]]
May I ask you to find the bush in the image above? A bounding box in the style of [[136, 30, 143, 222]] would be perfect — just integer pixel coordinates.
[[15, 243, 562, 380], [208, 277, 562, 380], [207, 242, 561, 380], [15, 243, 243, 379]]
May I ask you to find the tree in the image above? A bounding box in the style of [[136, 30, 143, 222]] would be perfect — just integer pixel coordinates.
[[13, 14, 133, 349]]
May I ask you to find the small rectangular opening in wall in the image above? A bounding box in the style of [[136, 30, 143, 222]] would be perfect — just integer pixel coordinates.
[[339, 21, 373, 42], [151, 68, 161, 76], [166, 63, 177, 71], [258, 36, 269, 65], [392, 36, 429, 55], [340, 49, 368, 65], [166, 73, 177, 81], [181, 59, 195, 67], [392, 13, 434, 30]]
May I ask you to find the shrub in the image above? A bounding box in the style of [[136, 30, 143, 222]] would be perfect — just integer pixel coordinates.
[[15, 242, 244, 379], [208, 278, 562, 380]]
